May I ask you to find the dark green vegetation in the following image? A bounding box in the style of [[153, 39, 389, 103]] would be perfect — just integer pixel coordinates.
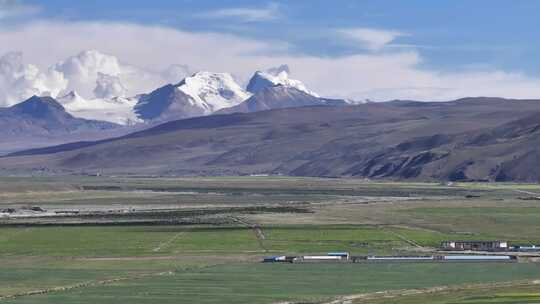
[[5, 98, 540, 182], [0, 225, 499, 258], [1, 177, 540, 303], [4, 264, 540, 304]]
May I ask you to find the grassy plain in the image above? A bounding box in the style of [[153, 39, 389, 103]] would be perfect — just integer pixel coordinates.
[[362, 284, 540, 304], [1, 176, 540, 303], [3, 263, 540, 304]]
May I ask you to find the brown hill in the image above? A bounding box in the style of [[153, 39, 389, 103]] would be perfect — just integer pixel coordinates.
[[0, 95, 123, 155], [2, 97, 540, 181]]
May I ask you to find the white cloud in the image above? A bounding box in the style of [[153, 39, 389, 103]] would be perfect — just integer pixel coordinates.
[[338, 28, 406, 51], [199, 2, 280, 22], [0, 0, 40, 20], [161, 64, 193, 84], [0, 48, 189, 104], [266, 64, 290, 76], [93, 72, 127, 99], [0, 21, 281, 105], [0, 52, 67, 105], [1, 21, 540, 107], [53, 50, 124, 98], [0, 21, 275, 74]]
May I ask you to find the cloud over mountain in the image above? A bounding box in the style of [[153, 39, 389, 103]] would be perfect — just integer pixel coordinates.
[[161, 64, 193, 84], [0, 52, 67, 105], [53, 50, 124, 98], [2, 21, 540, 106], [93, 72, 127, 99], [0, 49, 197, 106]]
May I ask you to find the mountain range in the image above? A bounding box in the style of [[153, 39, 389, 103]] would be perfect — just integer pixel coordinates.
[[4, 65, 540, 182], [4, 97, 540, 182], [0, 66, 336, 154], [60, 66, 327, 126]]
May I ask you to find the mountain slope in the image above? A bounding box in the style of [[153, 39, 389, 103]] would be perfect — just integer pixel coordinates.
[[134, 84, 205, 122], [5, 97, 540, 181], [217, 85, 347, 114], [0, 95, 118, 133], [58, 91, 140, 126], [177, 71, 250, 111], [7, 68, 333, 126], [246, 65, 318, 97], [0, 95, 123, 154], [134, 72, 250, 122]]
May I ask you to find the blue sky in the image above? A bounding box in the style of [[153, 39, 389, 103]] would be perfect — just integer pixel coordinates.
[[19, 0, 540, 75], [1, 0, 540, 103]]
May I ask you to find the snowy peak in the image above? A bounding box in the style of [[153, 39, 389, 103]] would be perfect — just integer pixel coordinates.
[[57, 90, 140, 126], [246, 65, 319, 97], [134, 84, 199, 121], [176, 71, 251, 113], [218, 85, 347, 115], [8, 68, 331, 127], [266, 64, 290, 75], [134, 72, 251, 123], [58, 90, 85, 105], [246, 72, 276, 95]]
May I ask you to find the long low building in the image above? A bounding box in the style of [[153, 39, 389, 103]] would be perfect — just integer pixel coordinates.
[[264, 252, 350, 263], [443, 255, 515, 261], [365, 256, 434, 261], [511, 245, 540, 252], [441, 240, 509, 251], [263, 254, 517, 263], [362, 255, 516, 262]]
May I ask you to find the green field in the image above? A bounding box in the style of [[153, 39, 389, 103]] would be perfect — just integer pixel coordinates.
[[3, 263, 540, 304], [1, 177, 540, 303], [397, 207, 540, 241], [0, 224, 503, 258], [364, 284, 540, 304], [0, 226, 263, 257]]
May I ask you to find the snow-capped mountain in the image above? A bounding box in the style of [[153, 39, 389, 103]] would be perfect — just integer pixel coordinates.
[[218, 85, 347, 114], [177, 72, 251, 113], [6, 66, 349, 129], [58, 90, 141, 126], [246, 65, 319, 97], [27, 68, 344, 124], [0, 66, 355, 154], [135, 72, 251, 122], [134, 84, 205, 122]]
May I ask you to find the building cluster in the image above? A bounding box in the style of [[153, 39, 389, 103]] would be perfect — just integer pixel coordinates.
[[263, 240, 540, 264], [440, 240, 540, 252], [263, 251, 516, 263]]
